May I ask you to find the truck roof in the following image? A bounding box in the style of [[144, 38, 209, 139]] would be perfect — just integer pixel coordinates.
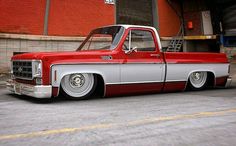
[[94, 24, 162, 51], [116, 24, 162, 51], [100, 24, 157, 31], [118, 24, 156, 30]]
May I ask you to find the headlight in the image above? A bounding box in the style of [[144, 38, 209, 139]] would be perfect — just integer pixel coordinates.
[[10, 61, 15, 79], [32, 60, 42, 78], [10, 61, 13, 74]]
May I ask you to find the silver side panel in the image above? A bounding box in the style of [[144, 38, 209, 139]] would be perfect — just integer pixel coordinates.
[[51, 63, 165, 87], [51, 64, 120, 87], [166, 63, 229, 82], [51, 63, 229, 87], [120, 64, 165, 83]]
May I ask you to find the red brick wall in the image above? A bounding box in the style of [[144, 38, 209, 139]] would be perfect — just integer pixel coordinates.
[[0, 0, 179, 37], [0, 0, 46, 34], [48, 0, 114, 36], [0, 0, 114, 36], [157, 0, 180, 37]]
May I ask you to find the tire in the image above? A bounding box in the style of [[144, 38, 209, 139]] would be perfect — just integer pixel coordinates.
[[188, 72, 207, 90], [61, 73, 97, 99]]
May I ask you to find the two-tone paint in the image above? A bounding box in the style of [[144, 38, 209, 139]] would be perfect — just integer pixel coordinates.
[[9, 25, 231, 98]]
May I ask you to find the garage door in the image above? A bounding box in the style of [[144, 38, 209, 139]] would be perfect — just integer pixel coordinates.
[[223, 3, 236, 35], [116, 0, 154, 26]]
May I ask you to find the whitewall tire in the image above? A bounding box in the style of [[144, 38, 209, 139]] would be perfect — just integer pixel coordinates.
[[188, 72, 207, 90], [61, 73, 97, 99]]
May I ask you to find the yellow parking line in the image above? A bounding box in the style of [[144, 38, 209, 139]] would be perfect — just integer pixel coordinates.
[[1, 108, 236, 140], [127, 108, 236, 126], [0, 124, 115, 140]]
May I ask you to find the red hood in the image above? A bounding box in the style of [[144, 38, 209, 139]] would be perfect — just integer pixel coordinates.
[[11, 50, 115, 61], [11, 49, 121, 85]]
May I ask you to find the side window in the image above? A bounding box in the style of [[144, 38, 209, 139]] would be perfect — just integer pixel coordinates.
[[123, 30, 156, 52]]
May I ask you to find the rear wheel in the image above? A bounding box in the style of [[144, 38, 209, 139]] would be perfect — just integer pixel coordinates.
[[61, 73, 97, 99], [188, 72, 207, 90]]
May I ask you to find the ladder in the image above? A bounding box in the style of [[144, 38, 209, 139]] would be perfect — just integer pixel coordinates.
[[166, 25, 184, 52]]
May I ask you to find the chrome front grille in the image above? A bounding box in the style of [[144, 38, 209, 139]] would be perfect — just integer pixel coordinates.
[[12, 61, 32, 80]]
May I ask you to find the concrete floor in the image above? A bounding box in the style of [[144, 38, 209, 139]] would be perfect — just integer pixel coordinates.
[[0, 82, 235, 145]]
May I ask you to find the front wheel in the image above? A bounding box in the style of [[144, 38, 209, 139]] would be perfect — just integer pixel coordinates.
[[188, 72, 207, 90], [61, 73, 97, 99]]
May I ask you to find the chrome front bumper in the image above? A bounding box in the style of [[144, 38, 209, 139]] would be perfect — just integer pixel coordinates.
[[6, 80, 52, 98], [225, 76, 232, 88]]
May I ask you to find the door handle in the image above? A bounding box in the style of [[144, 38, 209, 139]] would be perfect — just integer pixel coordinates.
[[150, 54, 160, 58]]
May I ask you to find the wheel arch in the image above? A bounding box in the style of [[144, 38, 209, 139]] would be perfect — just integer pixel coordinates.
[[50, 65, 107, 97], [184, 70, 216, 90], [93, 74, 106, 97], [206, 72, 216, 87]]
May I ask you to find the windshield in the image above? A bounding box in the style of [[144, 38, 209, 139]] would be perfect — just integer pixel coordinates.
[[77, 26, 125, 51]]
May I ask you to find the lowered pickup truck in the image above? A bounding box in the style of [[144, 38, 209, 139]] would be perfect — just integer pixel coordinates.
[[7, 25, 232, 99]]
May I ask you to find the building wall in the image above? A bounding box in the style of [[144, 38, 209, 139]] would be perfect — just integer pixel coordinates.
[[48, 0, 114, 36], [0, 0, 114, 36], [0, 0, 179, 37], [157, 0, 181, 37], [0, 0, 46, 35], [0, 0, 182, 73]]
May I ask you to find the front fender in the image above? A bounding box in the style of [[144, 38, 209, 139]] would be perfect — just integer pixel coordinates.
[[50, 64, 120, 87]]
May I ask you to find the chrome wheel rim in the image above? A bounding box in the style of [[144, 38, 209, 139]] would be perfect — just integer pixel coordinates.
[[69, 74, 85, 88], [189, 72, 207, 88], [61, 73, 94, 98]]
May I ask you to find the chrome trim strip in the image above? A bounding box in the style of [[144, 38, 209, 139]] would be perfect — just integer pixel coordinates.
[[167, 62, 229, 64], [225, 77, 232, 88], [7, 80, 52, 98], [50, 62, 164, 65], [13, 76, 33, 81], [51, 63, 120, 67], [107, 81, 162, 85], [165, 80, 187, 82], [12, 60, 33, 80], [123, 62, 164, 64], [11, 59, 40, 62], [107, 80, 186, 85], [216, 75, 230, 78], [11, 59, 43, 81]]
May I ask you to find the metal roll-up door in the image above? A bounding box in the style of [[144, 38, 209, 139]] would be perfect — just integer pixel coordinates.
[[116, 0, 153, 26], [223, 4, 236, 36]]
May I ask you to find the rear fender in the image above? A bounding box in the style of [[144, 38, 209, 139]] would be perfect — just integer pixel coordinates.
[[187, 70, 216, 80], [184, 70, 216, 90]]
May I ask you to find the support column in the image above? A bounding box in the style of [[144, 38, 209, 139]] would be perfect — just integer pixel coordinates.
[[43, 0, 50, 35]]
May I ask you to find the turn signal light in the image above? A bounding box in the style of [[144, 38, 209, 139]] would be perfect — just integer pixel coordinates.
[[187, 21, 193, 29]]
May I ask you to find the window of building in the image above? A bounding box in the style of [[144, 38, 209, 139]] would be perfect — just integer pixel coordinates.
[[116, 0, 158, 28]]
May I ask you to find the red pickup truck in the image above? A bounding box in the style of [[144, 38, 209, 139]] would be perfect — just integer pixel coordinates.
[[7, 25, 232, 99]]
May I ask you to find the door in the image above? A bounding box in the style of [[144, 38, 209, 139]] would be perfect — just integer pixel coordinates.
[[120, 28, 165, 94], [222, 3, 236, 35]]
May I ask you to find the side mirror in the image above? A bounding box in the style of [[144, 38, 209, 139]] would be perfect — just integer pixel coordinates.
[[125, 46, 138, 54]]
